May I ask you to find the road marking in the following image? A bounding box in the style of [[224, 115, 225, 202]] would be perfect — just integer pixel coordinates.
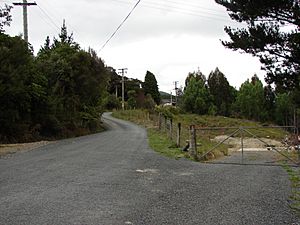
[[136, 169, 158, 173]]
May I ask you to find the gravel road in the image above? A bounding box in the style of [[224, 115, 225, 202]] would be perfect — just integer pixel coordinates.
[[0, 112, 299, 225]]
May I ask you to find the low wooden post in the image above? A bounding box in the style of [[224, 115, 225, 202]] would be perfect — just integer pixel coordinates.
[[170, 119, 173, 140], [158, 113, 162, 130], [177, 123, 181, 147], [189, 125, 198, 160], [164, 116, 167, 132]]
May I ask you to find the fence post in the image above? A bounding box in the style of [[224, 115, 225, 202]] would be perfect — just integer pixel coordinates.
[[158, 113, 162, 130], [170, 119, 173, 140], [164, 116, 167, 132], [189, 125, 198, 160], [177, 123, 181, 147]]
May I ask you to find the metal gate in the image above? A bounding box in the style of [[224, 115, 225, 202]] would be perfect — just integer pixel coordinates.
[[189, 125, 299, 166]]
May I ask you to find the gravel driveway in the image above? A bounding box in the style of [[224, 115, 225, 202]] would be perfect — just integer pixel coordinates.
[[0, 112, 299, 225]]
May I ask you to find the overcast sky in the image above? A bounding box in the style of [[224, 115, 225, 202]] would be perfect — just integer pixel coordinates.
[[3, 0, 266, 93]]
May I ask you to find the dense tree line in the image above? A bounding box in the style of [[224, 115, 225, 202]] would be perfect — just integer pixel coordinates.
[[105, 69, 160, 110], [182, 68, 299, 127], [0, 19, 114, 142]]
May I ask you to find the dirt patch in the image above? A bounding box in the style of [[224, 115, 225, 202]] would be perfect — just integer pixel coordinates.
[[213, 135, 282, 149], [0, 141, 51, 157]]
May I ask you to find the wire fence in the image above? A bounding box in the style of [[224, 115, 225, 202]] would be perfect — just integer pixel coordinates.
[[148, 112, 300, 165]]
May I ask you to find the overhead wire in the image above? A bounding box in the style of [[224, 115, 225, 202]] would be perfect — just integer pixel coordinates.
[[37, 0, 80, 35], [32, 6, 59, 33], [99, 0, 142, 52], [109, 0, 233, 23], [36, 5, 60, 30], [146, 0, 225, 14]]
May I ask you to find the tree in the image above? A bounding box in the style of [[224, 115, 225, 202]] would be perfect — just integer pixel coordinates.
[[0, 4, 12, 33], [235, 75, 267, 121], [183, 75, 213, 115], [143, 94, 156, 110], [143, 71, 160, 105], [127, 90, 137, 109], [208, 68, 235, 116], [0, 33, 45, 141], [216, 0, 300, 89], [36, 23, 108, 135], [275, 93, 294, 126], [263, 85, 276, 120], [184, 70, 206, 91]]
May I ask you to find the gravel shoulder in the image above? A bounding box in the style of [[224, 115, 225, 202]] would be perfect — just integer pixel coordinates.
[[0, 113, 299, 225], [0, 141, 51, 158]]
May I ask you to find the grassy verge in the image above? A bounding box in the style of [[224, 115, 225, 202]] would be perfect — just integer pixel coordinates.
[[112, 109, 289, 161], [148, 128, 187, 159], [112, 110, 229, 160], [283, 164, 300, 215]]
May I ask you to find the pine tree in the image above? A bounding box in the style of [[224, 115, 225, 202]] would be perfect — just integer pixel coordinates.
[[216, 0, 300, 90], [143, 71, 160, 105], [208, 68, 234, 116]]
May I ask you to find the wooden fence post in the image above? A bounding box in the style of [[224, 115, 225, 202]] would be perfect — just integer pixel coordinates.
[[189, 125, 198, 160], [164, 116, 167, 132], [177, 123, 181, 147], [170, 119, 173, 140], [158, 113, 162, 130]]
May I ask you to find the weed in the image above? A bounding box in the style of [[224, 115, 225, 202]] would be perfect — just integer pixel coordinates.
[[283, 164, 300, 215]]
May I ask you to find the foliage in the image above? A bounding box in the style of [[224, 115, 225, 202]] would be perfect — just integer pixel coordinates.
[[35, 24, 108, 136], [275, 93, 294, 126], [143, 71, 161, 105], [106, 67, 142, 101], [104, 94, 121, 110], [184, 70, 206, 90], [207, 68, 235, 116], [216, 0, 300, 90], [263, 85, 276, 121], [0, 33, 43, 142], [127, 90, 137, 109], [0, 22, 110, 142], [182, 75, 213, 115], [235, 75, 267, 121], [0, 4, 12, 33], [143, 94, 156, 110]]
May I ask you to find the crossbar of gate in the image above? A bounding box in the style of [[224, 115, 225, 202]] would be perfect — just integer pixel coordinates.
[[194, 126, 299, 165], [243, 128, 299, 165]]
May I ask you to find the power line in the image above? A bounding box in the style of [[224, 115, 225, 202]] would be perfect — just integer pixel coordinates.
[[36, 4, 60, 30], [146, 0, 225, 14], [99, 0, 142, 52], [38, 0, 80, 35], [32, 6, 59, 33], [109, 0, 233, 23]]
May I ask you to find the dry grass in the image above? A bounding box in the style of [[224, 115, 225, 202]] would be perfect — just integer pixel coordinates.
[[0, 141, 50, 157]]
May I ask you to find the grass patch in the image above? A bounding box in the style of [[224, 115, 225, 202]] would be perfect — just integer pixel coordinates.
[[283, 164, 300, 215], [148, 128, 186, 159], [112, 109, 289, 161]]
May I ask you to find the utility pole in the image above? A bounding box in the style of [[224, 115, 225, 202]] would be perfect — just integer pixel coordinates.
[[118, 68, 128, 110], [13, 0, 37, 43], [174, 81, 179, 106]]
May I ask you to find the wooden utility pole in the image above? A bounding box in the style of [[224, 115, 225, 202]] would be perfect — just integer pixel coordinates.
[[13, 0, 37, 43], [118, 68, 128, 110], [174, 81, 178, 105]]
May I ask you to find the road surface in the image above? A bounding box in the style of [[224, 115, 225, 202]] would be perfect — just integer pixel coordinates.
[[0, 113, 299, 225]]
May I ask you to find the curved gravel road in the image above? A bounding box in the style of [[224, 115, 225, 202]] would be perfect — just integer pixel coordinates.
[[0, 113, 299, 225]]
